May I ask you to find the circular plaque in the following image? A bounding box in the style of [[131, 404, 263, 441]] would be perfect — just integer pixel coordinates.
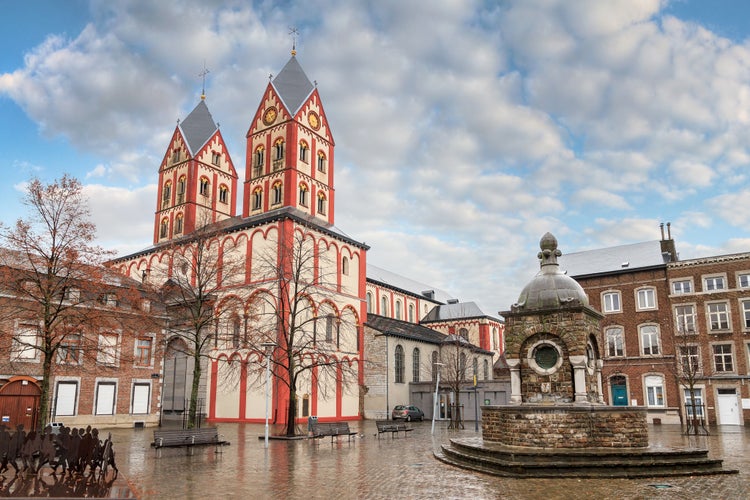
[[534, 345, 559, 370]]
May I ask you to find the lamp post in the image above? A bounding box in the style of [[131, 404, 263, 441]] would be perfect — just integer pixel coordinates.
[[261, 342, 276, 448], [431, 362, 444, 435]]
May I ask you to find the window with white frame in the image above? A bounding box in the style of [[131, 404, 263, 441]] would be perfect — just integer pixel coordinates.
[[703, 275, 726, 291], [640, 325, 660, 355], [707, 302, 730, 331], [605, 327, 624, 357], [95, 382, 116, 415], [12, 324, 39, 361], [684, 388, 704, 417], [739, 273, 750, 289], [135, 337, 153, 366], [54, 381, 78, 416], [645, 375, 665, 407], [741, 299, 750, 330], [636, 288, 656, 310], [713, 344, 734, 373], [97, 333, 119, 365], [602, 291, 621, 313], [674, 304, 697, 334], [679, 345, 700, 375], [672, 279, 693, 294]]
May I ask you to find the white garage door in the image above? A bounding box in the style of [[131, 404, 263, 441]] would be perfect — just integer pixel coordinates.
[[55, 381, 78, 416], [132, 383, 151, 414], [95, 383, 116, 415]]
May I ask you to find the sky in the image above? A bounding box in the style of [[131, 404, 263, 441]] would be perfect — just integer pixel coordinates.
[[2, 0, 750, 317]]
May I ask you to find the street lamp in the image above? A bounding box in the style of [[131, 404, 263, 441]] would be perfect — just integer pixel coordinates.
[[261, 342, 276, 448], [431, 362, 444, 435]]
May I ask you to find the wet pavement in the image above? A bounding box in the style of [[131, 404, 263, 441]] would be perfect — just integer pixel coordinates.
[[106, 421, 749, 499]]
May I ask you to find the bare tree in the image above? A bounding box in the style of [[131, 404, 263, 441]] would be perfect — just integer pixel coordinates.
[[439, 335, 471, 430], [247, 228, 359, 437], [157, 218, 247, 428], [671, 319, 708, 435], [0, 175, 149, 429]]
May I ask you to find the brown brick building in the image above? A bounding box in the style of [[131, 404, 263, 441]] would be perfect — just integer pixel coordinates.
[[560, 228, 750, 426]]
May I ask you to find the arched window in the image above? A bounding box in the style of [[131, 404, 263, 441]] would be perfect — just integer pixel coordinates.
[[299, 184, 308, 206], [408, 304, 414, 323], [472, 357, 478, 379], [174, 213, 184, 234], [317, 192, 326, 215], [395, 345, 405, 384], [272, 182, 282, 205], [381, 296, 388, 316], [199, 177, 210, 197], [219, 185, 229, 204], [162, 181, 172, 209], [325, 314, 334, 343], [412, 348, 420, 382], [159, 218, 169, 239], [492, 327, 498, 350], [232, 316, 241, 349], [431, 351, 439, 381], [459, 328, 469, 340], [483, 359, 489, 380], [366, 292, 373, 313], [342, 256, 349, 275], [317, 151, 326, 172], [299, 140, 309, 162], [274, 138, 285, 161], [172, 148, 181, 163], [253, 187, 263, 210], [177, 176, 186, 204], [395, 301, 402, 320], [254, 146, 264, 177], [459, 352, 467, 380]]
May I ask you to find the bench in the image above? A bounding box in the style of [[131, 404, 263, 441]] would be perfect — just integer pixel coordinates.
[[376, 420, 414, 438], [151, 427, 230, 450], [310, 422, 357, 443]]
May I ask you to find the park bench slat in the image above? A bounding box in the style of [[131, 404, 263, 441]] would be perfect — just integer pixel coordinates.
[[151, 427, 230, 448]]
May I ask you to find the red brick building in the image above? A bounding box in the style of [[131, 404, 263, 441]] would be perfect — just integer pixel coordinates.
[[560, 227, 750, 426]]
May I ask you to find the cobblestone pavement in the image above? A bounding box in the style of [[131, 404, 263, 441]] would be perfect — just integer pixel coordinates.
[[107, 421, 749, 499]]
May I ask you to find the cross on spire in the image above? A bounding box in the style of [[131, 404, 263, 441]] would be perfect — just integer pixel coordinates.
[[199, 61, 210, 100], [289, 26, 299, 56]]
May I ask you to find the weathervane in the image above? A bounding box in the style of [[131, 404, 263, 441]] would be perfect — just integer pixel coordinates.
[[289, 26, 299, 56], [199, 61, 210, 100]]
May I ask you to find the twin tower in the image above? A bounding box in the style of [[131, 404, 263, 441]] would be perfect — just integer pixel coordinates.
[[152, 55, 335, 244]]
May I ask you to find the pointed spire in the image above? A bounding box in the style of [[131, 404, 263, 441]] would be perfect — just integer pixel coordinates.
[[272, 55, 314, 115], [198, 62, 210, 100], [179, 100, 218, 155]]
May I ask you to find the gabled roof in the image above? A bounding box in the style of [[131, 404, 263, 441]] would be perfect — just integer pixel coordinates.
[[366, 314, 447, 344], [366, 264, 455, 304], [559, 240, 669, 278], [421, 301, 499, 323], [179, 100, 218, 155], [272, 56, 314, 116]]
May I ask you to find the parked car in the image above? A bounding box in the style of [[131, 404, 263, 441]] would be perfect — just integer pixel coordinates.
[[391, 405, 424, 422]]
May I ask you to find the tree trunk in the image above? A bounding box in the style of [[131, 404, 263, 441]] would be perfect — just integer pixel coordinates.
[[39, 353, 53, 431], [188, 353, 202, 429], [285, 391, 297, 436]]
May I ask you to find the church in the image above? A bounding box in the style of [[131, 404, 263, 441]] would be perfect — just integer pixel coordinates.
[[109, 51, 502, 428]]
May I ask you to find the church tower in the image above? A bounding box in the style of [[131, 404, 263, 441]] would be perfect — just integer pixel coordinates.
[[243, 53, 335, 224], [154, 98, 238, 244]]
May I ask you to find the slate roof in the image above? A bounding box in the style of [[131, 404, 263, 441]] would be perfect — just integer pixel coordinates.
[[558, 240, 669, 278], [421, 301, 498, 323], [366, 314, 493, 354], [272, 56, 315, 115], [179, 100, 218, 155], [367, 264, 455, 304]]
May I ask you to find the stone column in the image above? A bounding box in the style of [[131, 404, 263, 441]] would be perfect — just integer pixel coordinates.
[[507, 358, 522, 404], [569, 355, 588, 403], [595, 359, 605, 404]]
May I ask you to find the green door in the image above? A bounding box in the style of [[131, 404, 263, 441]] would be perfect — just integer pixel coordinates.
[[611, 383, 628, 406]]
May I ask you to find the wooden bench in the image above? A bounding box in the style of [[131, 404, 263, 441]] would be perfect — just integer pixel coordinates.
[[151, 427, 230, 450], [376, 420, 414, 438], [310, 422, 357, 443]]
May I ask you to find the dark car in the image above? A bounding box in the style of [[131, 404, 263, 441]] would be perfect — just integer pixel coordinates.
[[391, 405, 424, 422]]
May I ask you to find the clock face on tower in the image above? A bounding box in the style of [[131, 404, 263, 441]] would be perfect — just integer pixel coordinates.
[[263, 107, 277, 125], [308, 111, 320, 130]]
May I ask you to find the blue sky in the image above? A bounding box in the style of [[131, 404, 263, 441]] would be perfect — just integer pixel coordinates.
[[2, 0, 750, 314]]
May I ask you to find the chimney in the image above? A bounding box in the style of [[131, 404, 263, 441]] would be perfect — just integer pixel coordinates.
[[659, 222, 678, 262]]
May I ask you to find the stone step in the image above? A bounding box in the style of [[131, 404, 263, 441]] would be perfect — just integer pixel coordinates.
[[437, 443, 736, 479]]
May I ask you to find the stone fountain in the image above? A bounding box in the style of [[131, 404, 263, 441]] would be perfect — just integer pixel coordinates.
[[435, 233, 737, 478]]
